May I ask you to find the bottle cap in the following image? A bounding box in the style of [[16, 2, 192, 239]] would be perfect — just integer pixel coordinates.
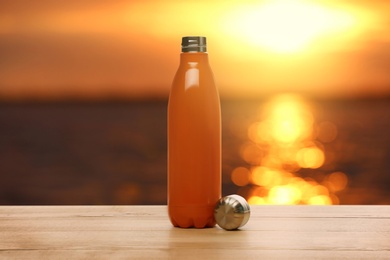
[[181, 36, 207, 52], [214, 194, 250, 230]]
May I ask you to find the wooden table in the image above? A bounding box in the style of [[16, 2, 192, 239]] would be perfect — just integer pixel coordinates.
[[1, 206, 389, 259]]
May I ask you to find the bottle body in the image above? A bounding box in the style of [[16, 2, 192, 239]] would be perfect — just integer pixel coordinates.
[[168, 50, 221, 228]]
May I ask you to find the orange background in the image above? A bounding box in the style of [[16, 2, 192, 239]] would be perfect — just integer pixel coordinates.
[[1, 0, 390, 101]]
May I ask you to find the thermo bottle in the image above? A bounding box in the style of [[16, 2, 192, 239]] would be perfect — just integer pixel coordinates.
[[168, 36, 221, 228]]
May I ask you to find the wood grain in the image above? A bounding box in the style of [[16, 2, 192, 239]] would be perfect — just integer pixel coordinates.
[[0, 206, 389, 259]]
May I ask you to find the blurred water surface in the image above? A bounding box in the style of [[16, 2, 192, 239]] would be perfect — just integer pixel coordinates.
[[0, 97, 389, 205]]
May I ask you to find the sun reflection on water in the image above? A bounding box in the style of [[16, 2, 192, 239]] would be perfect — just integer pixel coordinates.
[[231, 94, 348, 205]]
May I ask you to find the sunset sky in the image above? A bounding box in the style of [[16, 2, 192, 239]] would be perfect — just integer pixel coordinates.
[[0, 0, 389, 100]]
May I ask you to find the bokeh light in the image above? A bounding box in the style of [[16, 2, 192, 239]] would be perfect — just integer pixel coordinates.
[[317, 121, 338, 143], [326, 171, 349, 192], [296, 146, 325, 169], [231, 93, 349, 205], [231, 167, 251, 187]]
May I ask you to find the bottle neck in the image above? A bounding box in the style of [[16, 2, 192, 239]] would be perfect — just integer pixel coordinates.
[[180, 52, 209, 64]]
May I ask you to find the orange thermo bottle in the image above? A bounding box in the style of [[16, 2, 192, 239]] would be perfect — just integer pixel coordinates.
[[168, 36, 221, 228]]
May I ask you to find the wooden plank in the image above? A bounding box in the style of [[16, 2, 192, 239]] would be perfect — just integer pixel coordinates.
[[0, 206, 389, 259]]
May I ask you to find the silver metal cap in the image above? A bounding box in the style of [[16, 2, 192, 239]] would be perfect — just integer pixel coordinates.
[[214, 194, 250, 230], [181, 36, 207, 52]]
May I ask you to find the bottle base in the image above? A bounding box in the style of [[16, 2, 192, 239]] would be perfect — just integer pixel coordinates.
[[168, 205, 216, 228]]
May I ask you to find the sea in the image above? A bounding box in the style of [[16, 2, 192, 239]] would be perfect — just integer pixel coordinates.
[[0, 97, 389, 205]]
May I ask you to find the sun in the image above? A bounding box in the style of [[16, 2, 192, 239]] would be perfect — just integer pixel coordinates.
[[222, 0, 357, 53]]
